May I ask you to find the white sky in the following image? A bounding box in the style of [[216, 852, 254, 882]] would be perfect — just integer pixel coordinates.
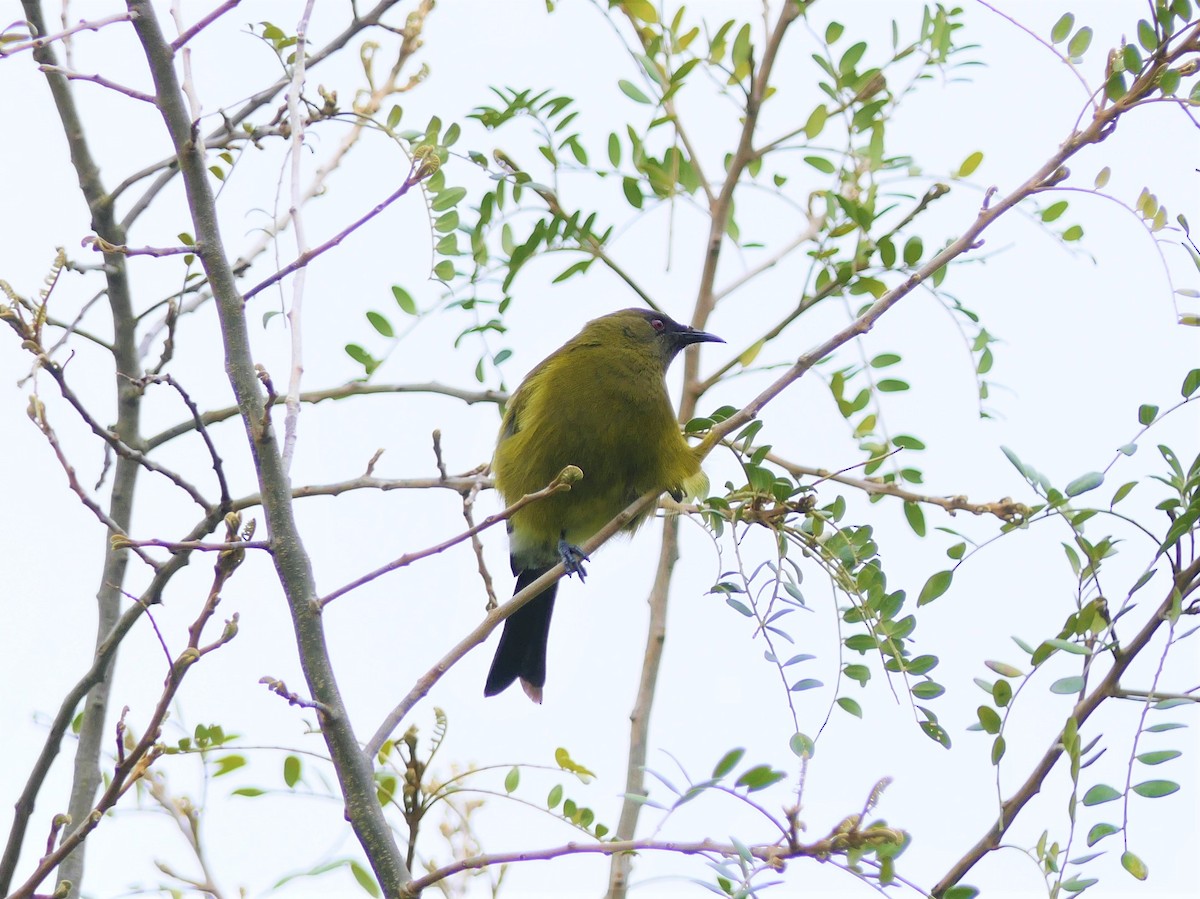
[[1, 1, 1198, 897]]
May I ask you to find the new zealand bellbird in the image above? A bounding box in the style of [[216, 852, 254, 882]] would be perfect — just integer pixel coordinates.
[[484, 308, 722, 702]]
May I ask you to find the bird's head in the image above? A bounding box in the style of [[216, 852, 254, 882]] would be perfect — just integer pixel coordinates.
[[590, 308, 724, 369]]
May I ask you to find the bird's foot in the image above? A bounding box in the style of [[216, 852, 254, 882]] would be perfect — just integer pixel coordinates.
[[557, 537, 590, 582]]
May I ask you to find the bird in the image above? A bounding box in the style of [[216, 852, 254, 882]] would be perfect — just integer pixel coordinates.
[[484, 308, 723, 702]]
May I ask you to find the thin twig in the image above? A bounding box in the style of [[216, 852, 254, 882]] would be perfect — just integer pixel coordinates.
[[363, 485, 661, 760], [281, 0, 317, 475], [320, 467, 578, 607], [36, 64, 155, 102], [0, 10, 133, 57], [170, 0, 240, 50], [146, 380, 505, 450]]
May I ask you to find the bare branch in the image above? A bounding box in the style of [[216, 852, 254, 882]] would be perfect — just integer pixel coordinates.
[[36, 64, 155, 102], [169, 0, 240, 50], [145, 380, 505, 450], [766, 451, 1031, 522], [364, 484, 662, 760], [320, 466, 578, 607], [242, 155, 434, 302], [0, 11, 133, 57], [280, 0, 318, 474]]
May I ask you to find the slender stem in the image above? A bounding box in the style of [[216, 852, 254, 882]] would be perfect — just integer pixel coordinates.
[[125, 1, 412, 892], [10, 6, 144, 897], [932, 558, 1200, 895], [608, 7, 802, 897]]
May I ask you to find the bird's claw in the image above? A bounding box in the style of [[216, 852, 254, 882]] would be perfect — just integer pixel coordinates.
[[557, 538, 590, 581]]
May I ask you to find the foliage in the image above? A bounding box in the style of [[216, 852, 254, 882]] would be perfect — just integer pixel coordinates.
[[1, 2, 1198, 899]]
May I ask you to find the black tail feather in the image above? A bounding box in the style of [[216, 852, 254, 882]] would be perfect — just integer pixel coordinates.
[[484, 570, 557, 701]]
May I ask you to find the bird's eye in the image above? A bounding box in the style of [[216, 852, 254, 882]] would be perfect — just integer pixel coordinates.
[[650, 318, 665, 332]]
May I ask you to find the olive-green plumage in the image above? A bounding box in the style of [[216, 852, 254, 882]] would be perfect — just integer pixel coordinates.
[[484, 308, 722, 702]]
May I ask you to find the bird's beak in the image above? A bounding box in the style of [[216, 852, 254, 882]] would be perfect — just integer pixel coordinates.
[[677, 326, 724, 346]]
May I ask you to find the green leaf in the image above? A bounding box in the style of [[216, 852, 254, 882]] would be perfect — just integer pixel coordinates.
[[433, 260, 455, 281], [1104, 71, 1127, 102], [1065, 471, 1104, 497], [622, 176, 643, 209], [1144, 722, 1186, 733], [918, 570, 953, 606], [943, 889, 979, 899], [1086, 822, 1119, 846], [1050, 13, 1074, 43], [790, 678, 822, 692], [902, 236, 923, 266], [789, 732, 815, 758], [505, 767, 520, 793], [283, 755, 301, 787], [1136, 750, 1180, 766], [1041, 200, 1068, 222], [1068, 26, 1093, 58], [804, 155, 836, 174], [430, 186, 467, 212], [1044, 638, 1090, 655], [366, 311, 394, 338], [350, 861, 381, 898], [903, 501, 926, 537], [1062, 224, 1084, 241], [213, 755, 246, 777], [1131, 779, 1179, 798], [1082, 784, 1121, 805], [607, 132, 621, 167], [836, 697, 862, 718], [991, 734, 1006, 764], [803, 104, 827, 140], [912, 681, 944, 699], [1122, 850, 1148, 880], [386, 104, 402, 130], [1137, 403, 1159, 425], [1050, 676, 1084, 694], [618, 79, 652, 104], [735, 764, 787, 792], [712, 748, 745, 778], [877, 378, 909, 392], [547, 784, 563, 808], [1181, 368, 1200, 397], [977, 706, 1001, 734], [871, 353, 901, 368], [1137, 19, 1158, 51], [1094, 166, 1110, 188], [392, 286, 417, 315], [957, 151, 984, 178], [232, 787, 266, 797]]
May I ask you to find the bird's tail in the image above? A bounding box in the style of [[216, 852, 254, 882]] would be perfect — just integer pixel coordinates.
[[484, 570, 556, 703]]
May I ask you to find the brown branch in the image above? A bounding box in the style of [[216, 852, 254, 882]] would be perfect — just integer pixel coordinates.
[[767, 452, 1030, 521], [320, 466, 578, 607], [363, 487, 664, 760], [402, 822, 906, 898], [12, 4, 148, 894], [608, 7, 803, 896], [932, 556, 1200, 896], [145, 381, 505, 450], [241, 157, 433, 302], [6, 522, 243, 899], [230, 472, 489, 513], [119, 0, 413, 230], [0, 11, 133, 57], [36, 65, 156, 102], [0, 492, 225, 896], [169, 0, 240, 50], [125, 2, 413, 890]]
